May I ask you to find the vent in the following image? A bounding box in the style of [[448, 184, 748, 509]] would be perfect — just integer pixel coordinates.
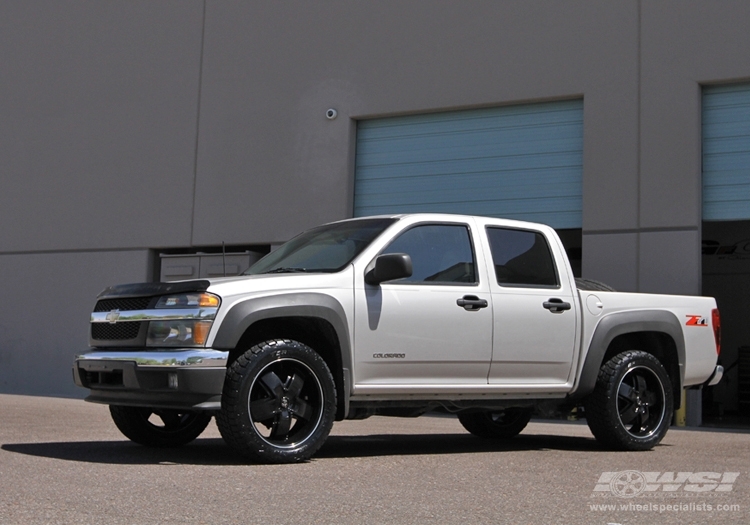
[[83, 370, 124, 388], [94, 297, 152, 312], [91, 322, 141, 341]]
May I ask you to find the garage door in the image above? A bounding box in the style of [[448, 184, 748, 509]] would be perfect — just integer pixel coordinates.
[[354, 99, 583, 229], [703, 82, 750, 221]]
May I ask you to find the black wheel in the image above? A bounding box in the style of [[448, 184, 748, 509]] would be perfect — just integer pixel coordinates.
[[575, 278, 616, 292], [458, 407, 532, 439], [216, 339, 336, 464], [109, 406, 212, 447], [584, 350, 673, 451]]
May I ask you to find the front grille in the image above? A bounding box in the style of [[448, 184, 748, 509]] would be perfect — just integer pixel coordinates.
[[91, 322, 141, 340], [94, 297, 152, 312]]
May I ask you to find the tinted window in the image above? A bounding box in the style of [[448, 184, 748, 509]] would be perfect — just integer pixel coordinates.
[[382, 224, 476, 284], [246, 218, 396, 274], [486, 227, 558, 287]]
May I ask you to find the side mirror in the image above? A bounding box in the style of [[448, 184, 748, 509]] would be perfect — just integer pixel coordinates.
[[365, 253, 413, 285]]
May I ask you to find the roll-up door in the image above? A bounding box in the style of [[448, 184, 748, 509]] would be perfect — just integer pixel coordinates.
[[703, 83, 750, 221], [354, 99, 583, 229]]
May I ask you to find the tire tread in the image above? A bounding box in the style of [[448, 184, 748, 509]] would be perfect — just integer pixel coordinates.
[[216, 339, 336, 463], [584, 350, 673, 451]]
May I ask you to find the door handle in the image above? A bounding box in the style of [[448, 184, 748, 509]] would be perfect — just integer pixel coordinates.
[[457, 295, 488, 311], [543, 298, 571, 313]]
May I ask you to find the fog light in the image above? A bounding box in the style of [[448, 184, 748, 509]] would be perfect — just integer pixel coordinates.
[[168, 373, 179, 390]]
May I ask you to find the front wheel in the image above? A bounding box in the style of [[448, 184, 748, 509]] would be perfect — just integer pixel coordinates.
[[109, 406, 212, 447], [216, 339, 337, 464], [584, 350, 673, 451], [458, 407, 532, 439]]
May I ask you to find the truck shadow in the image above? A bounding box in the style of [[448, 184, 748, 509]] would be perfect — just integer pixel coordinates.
[[1, 431, 622, 466]]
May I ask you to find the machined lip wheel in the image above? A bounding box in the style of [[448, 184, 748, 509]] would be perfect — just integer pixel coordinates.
[[217, 339, 337, 463], [584, 350, 673, 451], [247, 357, 324, 449], [616, 364, 666, 439]]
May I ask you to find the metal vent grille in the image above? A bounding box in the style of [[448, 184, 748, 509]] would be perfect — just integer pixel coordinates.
[[91, 322, 141, 340], [83, 370, 124, 388], [94, 297, 151, 312]]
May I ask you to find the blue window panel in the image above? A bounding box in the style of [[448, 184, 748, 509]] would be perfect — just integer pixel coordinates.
[[703, 83, 750, 221], [354, 99, 583, 229]]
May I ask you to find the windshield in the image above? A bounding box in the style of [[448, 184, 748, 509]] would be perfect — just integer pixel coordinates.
[[244, 218, 397, 275]]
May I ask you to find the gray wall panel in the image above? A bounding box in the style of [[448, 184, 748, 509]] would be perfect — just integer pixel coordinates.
[[637, 2, 750, 294], [193, 1, 640, 245], [640, 1, 750, 230], [2, 1, 750, 397], [639, 230, 701, 296], [582, 233, 638, 293], [0, 1, 203, 252], [0, 250, 150, 397]]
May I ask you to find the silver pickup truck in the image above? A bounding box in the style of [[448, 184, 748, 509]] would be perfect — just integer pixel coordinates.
[[74, 213, 723, 463]]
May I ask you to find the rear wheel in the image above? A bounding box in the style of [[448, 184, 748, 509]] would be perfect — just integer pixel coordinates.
[[458, 407, 532, 439], [584, 350, 673, 451], [216, 339, 336, 464], [109, 406, 211, 447]]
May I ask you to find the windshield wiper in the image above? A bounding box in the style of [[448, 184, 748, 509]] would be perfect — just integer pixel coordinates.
[[265, 267, 308, 274]]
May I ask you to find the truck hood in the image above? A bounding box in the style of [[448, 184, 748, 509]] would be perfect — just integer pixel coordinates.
[[203, 267, 355, 301]]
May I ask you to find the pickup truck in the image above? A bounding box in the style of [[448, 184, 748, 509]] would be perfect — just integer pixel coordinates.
[[73, 213, 723, 463]]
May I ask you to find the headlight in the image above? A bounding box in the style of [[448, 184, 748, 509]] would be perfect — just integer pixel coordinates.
[[146, 292, 220, 347], [155, 292, 220, 308], [147, 320, 213, 347]]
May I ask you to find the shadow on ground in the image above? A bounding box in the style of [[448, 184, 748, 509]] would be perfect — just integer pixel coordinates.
[[1, 431, 612, 466]]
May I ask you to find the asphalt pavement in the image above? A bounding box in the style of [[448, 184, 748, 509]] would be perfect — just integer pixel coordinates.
[[0, 393, 748, 525]]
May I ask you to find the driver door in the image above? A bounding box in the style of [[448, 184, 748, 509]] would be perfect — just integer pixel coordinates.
[[353, 221, 493, 390]]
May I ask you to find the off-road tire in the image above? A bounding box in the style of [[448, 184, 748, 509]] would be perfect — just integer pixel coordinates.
[[216, 339, 337, 464], [109, 406, 212, 447], [584, 350, 673, 451], [458, 407, 533, 439]]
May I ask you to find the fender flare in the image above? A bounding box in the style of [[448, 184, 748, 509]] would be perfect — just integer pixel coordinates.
[[571, 310, 685, 399], [211, 292, 352, 415]]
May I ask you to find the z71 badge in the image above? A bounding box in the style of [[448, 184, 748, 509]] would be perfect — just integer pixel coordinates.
[[686, 315, 708, 326]]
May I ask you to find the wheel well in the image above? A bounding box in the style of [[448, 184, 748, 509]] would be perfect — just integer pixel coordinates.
[[229, 316, 346, 420], [603, 331, 682, 410]]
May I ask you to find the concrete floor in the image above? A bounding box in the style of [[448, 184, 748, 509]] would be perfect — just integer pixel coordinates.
[[1, 394, 748, 525]]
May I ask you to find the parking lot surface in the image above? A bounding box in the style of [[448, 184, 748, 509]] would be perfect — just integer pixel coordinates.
[[0, 393, 748, 525]]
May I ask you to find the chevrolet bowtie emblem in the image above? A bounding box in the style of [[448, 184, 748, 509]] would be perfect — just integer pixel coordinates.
[[106, 310, 121, 324]]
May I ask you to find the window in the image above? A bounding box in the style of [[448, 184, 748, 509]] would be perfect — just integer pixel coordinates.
[[486, 227, 558, 287], [382, 224, 476, 284], [245, 218, 396, 274]]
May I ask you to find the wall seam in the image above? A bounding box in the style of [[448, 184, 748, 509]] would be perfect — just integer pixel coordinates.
[[584, 226, 699, 236], [190, 0, 208, 247], [636, 0, 642, 291]]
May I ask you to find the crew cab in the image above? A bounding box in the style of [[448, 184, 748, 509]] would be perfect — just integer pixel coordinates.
[[74, 214, 723, 463]]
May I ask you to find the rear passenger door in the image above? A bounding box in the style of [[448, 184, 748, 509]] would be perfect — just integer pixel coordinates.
[[479, 223, 578, 386]]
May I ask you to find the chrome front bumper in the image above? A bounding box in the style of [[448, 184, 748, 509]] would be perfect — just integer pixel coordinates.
[[73, 348, 229, 411]]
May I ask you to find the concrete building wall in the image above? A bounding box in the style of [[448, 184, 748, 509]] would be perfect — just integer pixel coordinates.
[[636, 1, 750, 295], [0, 250, 151, 396], [0, 1, 204, 252], [0, 1, 748, 397]]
